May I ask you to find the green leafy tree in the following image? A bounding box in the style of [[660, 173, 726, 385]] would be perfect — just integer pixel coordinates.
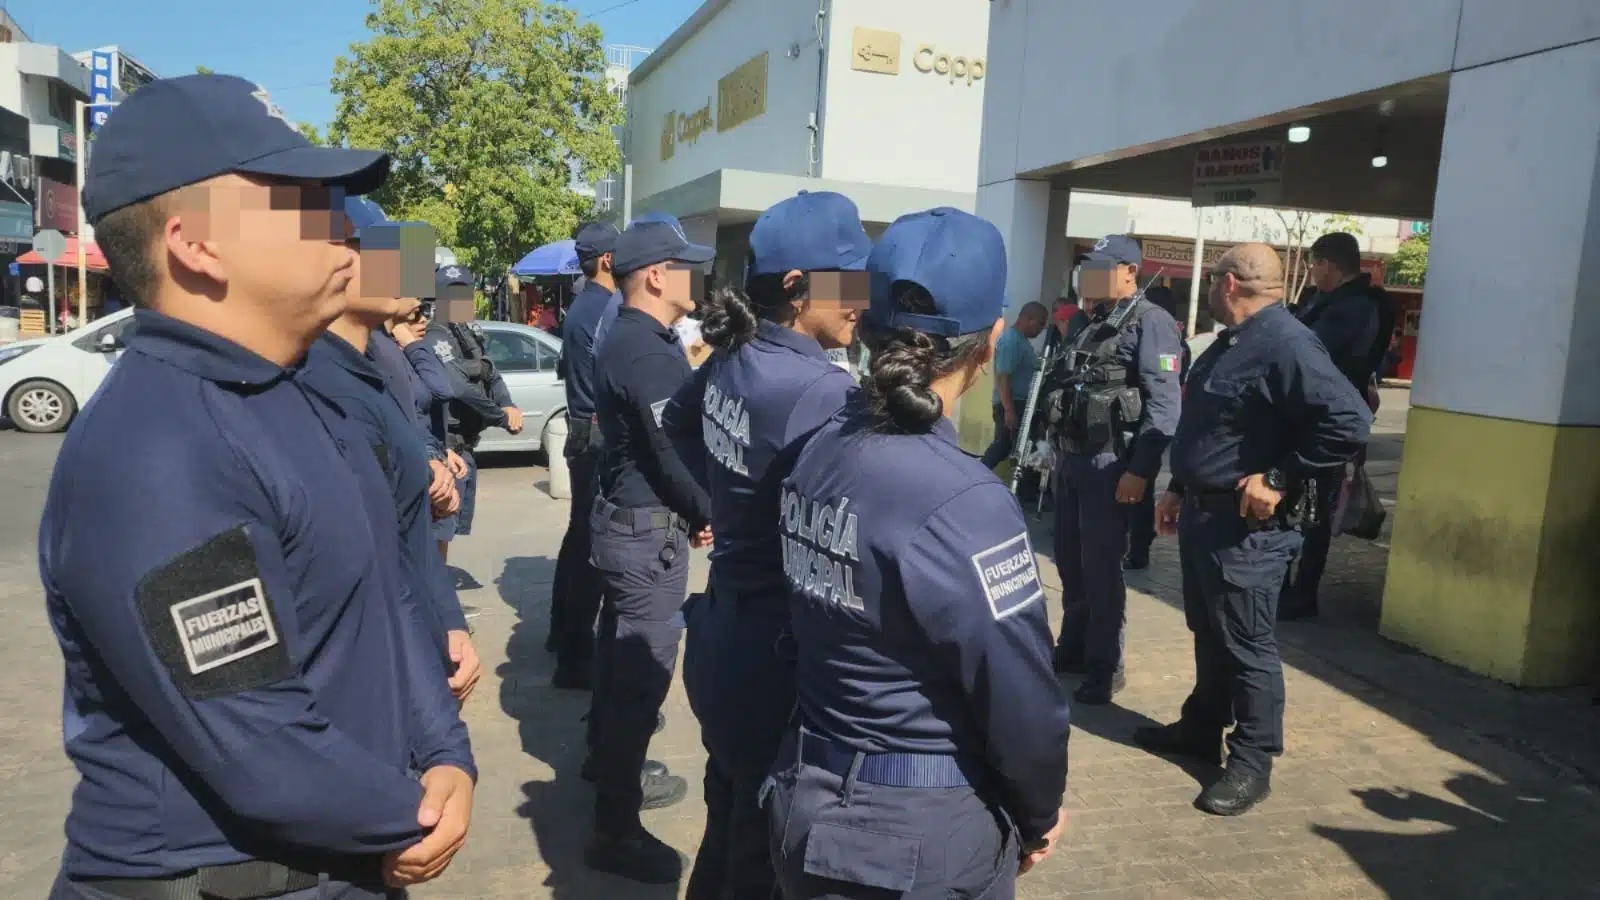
[[195, 65, 214, 75], [327, 0, 622, 275], [1391, 231, 1430, 286]]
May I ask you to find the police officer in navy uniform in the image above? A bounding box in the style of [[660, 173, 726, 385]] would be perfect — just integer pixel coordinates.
[[1125, 284, 1192, 570], [1045, 234, 1183, 705], [297, 196, 482, 702], [663, 191, 870, 900], [424, 265, 522, 565], [584, 213, 716, 882], [41, 73, 475, 899], [767, 208, 1070, 899], [548, 222, 622, 686], [1136, 243, 1370, 816]]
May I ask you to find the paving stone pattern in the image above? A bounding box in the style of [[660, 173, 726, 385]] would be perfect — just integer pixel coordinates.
[[2, 398, 1598, 898]]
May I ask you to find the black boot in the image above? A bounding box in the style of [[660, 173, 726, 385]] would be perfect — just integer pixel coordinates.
[[580, 756, 669, 784], [1052, 646, 1087, 676], [1131, 721, 1224, 767], [1072, 671, 1126, 705], [1196, 770, 1271, 816], [584, 826, 684, 884]]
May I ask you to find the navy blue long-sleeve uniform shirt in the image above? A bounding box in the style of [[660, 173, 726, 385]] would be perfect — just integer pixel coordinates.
[[38, 310, 474, 879], [1169, 303, 1373, 494], [663, 322, 854, 599], [595, 306, 712, 527], [1080, 299, 1185, 480], [781, 399, 1071, 841], [559, 280, 622, 419], [299, 332, 468, 655], [368, 328, 449, 461]]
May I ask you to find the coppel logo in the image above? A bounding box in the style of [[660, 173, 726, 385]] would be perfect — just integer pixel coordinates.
[[913, 45, 985, 86]]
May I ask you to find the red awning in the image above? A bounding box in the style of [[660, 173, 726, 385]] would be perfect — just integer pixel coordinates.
[[17, 236, 109, 271]]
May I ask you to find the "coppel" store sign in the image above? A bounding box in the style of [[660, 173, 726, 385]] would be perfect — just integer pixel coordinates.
[[913, 45, 985, 86]]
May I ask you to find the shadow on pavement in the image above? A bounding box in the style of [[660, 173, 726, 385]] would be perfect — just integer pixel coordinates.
[[495, 554, 682, 900], [1312, 766, 1600, 899], [1065, 695, 1213, 790]]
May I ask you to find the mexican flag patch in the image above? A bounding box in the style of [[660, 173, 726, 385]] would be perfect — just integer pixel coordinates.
[[1158, 354, 1180, 372]]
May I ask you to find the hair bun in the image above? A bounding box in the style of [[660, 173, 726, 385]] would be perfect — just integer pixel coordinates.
[[700, 285, 759, 350], [865, 328, 944, 432]]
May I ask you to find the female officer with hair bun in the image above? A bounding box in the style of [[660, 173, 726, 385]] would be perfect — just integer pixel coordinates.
[[661, 190, 873, 900], [763, 208, 1071, 899]]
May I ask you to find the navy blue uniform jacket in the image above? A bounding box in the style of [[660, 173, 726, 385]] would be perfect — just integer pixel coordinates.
[[781, 399, 1071, 841], [663, 322, 855, 600], [594, 306, 712, 525], [559, 280, 622, 420], [39, 311, 474, 878], [1170, 303, 1372, 494], [299, 332, 468, 655]]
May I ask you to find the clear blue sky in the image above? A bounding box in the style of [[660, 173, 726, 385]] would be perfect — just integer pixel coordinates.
[[1, 0, 698, 128]]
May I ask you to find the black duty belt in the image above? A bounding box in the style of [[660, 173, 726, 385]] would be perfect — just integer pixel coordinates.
[[1058, 437, 1110, 457], [1184, 490, 1293, 531], [795, 727, 978, 789], [69, 856, 383, 900], [593, 498, 683, 534]]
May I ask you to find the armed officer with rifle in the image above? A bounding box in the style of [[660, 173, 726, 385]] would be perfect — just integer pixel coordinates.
[[1039, 235, 1183, 705], [426, 265, 524, 565]]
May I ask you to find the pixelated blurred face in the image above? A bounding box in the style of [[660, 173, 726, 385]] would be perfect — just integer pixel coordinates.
[[662, 263, 703, 316], [797, 270, 869, 350], [174, 174, 353, 331]]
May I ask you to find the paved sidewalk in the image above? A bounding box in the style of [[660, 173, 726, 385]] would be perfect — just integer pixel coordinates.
[[3, 430, 1600, 898]]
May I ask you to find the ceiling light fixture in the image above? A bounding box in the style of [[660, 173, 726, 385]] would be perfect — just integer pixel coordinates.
[[1287, 125, 1311, 143], [1371, 154, 1389, 168]]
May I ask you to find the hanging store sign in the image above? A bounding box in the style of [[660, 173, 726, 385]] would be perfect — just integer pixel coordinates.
[[1192, 141, 1285, 207], [89, 50, 116, 133]]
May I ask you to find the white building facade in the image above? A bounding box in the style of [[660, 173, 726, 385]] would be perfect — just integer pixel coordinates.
[[624, 0, 991, 286]]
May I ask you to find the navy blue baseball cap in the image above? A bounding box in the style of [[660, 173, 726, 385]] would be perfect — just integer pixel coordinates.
[[866, 207, 1006, 338], [612, 212, 714, 275], [343, 196, 387, 241], [747, 191, 872, 278], [436, 264, 474, 290], [83, 73, 389, 225], [1083, 234, 1142, 268], [574, 222, 620, 260]]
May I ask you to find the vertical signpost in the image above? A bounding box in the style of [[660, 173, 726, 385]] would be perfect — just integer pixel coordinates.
[[79, 51, 117, 325], [32, 229, 65, 334]]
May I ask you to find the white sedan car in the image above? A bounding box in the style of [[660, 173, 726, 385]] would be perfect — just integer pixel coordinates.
[[470, 320, 568, 456], [0, 308, 136, 433], [2, 313, 568, 458]]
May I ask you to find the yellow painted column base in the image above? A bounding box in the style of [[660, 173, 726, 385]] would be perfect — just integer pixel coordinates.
[[1382, 406, 1600, 687], [956, 368, 997, 455]]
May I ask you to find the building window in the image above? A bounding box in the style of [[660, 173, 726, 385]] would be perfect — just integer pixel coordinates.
[[47, 81, 79, 123]]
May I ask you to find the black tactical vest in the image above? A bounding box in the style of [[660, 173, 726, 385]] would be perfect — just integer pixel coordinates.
[[1043, 299, 1152, 455]]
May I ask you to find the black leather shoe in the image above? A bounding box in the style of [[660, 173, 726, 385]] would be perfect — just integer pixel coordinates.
[[1132, 721, 1224, 767], [639, 771, 689, 810], [1123, 552, 1150, 571], [1052, 647, 1087, 676], [551, 664, 592, 691], [1072, 671, 1126, 705], [581, 756, 669, 784], [1197, 770, 1271, 816], [584, 827, 684, 884]]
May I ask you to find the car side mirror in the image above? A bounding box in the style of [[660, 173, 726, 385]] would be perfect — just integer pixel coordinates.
[[97, 332, 122, 353]]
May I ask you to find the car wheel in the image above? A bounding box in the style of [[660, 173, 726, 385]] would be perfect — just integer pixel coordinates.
[[6, 379, 76, 433]]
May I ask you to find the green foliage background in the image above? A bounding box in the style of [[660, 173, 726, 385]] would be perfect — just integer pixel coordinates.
[[325, 0, 623, 276]]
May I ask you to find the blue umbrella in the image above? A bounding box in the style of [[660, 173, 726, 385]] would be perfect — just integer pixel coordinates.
[[511, 239, 581, 276]]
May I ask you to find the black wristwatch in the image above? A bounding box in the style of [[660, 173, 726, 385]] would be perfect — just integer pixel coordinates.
[[1262, 468, 1288, 492]]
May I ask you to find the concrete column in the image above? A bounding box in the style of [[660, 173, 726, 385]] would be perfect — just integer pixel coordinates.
[[956, 178, 1054, 453], [1383, 38, 1600, 687]]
